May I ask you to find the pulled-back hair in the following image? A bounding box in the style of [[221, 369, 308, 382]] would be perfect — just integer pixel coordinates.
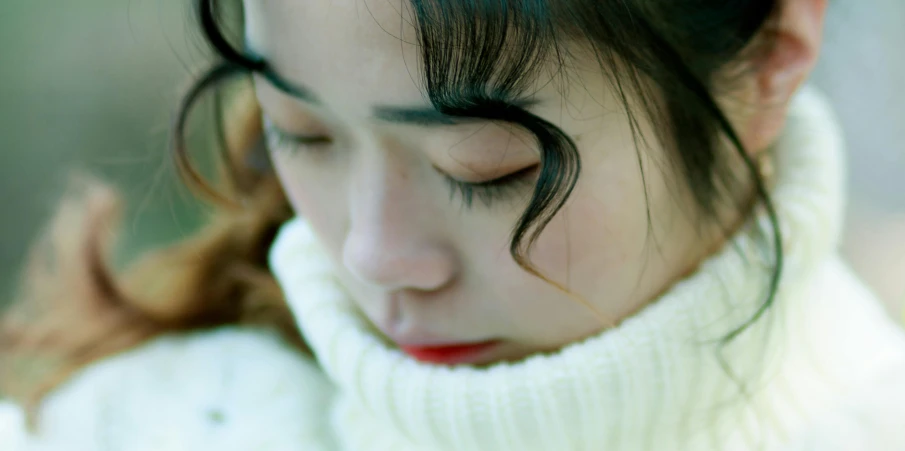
[[1, 0, 782, 429]]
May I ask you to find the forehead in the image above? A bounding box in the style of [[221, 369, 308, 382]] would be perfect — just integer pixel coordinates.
[[242, 0, 622, 128], [243, 0, 428, 113]]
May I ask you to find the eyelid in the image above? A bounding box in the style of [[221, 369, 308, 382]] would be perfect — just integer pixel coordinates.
[[475, 164, 539, 185], [263, 117, 333, 145], [441, 164, 539, 208], [440, 163, 536, 185]]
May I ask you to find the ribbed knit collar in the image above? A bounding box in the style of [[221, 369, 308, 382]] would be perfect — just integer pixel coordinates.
[[269, 87, 844, 451]]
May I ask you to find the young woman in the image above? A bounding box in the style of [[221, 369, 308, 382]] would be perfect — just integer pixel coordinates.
[[2, 0, 904, 449]]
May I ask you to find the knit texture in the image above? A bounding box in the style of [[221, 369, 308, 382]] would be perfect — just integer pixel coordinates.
[[2, 87, 904, 450], [1, 328, 337, 451], [267, 86, 905, 451]]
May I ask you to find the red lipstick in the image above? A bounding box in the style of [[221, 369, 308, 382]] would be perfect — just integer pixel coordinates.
[[399, 341, 500, 365]]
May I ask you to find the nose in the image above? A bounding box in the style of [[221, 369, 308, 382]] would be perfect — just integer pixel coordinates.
[[341, 156, 458, 291]]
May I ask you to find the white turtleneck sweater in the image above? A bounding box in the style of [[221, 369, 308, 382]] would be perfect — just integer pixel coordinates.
[[2, 87, 905, 450]]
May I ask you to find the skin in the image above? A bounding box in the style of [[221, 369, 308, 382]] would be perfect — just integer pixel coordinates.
[[243, 0, 826, 364]]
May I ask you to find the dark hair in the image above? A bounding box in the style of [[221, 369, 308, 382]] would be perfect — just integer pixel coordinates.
[[1, 0, 783, 425], [185, 0, 783, 337]]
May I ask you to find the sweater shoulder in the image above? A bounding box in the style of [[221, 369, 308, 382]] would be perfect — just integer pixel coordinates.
[[804, 256, 905, 360], [785, 257, 905, 449], [3, 327, 336, 451], [784, 360, 905, 450]]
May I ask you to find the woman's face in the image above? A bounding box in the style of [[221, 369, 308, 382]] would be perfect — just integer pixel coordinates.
[[245, 0, 731, 364]]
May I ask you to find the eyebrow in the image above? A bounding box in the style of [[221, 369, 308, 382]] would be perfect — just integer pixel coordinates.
[[373, 106, 463, 126], [254, 56, 536, 127], [261, 68, 466, 126]]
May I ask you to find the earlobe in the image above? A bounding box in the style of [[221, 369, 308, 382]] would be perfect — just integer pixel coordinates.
[[743, 0, 828, 151]]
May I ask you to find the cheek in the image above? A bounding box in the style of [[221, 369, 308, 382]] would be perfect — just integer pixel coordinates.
[[530, 198, 642, 286], [272, 156, 348, 251], [524, 169, 654, 315]]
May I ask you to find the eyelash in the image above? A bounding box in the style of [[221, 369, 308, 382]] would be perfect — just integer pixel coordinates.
[[442, 166, 538, 209], [263, 122, 538, 208], [264, 124, 333, 149]]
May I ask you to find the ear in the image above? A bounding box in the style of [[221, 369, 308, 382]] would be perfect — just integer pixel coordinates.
[[739, 0, 828, 152]]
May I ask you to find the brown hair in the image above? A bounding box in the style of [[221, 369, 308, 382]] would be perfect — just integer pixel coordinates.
[[1, 0, 787, 431], [0, 84, 303, 427]]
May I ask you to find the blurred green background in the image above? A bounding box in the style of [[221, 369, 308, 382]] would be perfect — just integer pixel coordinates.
[[0, 0, 213, 302], [1, 0, 904, 314]]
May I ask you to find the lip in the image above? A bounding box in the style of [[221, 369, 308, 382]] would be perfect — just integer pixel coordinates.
[[399, 340, 501, 365]]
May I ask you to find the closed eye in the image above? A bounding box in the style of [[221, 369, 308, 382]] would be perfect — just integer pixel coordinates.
[[263, 116, 538, 209], [263, 117, 333, 150], [441, 164, 539, 209]]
